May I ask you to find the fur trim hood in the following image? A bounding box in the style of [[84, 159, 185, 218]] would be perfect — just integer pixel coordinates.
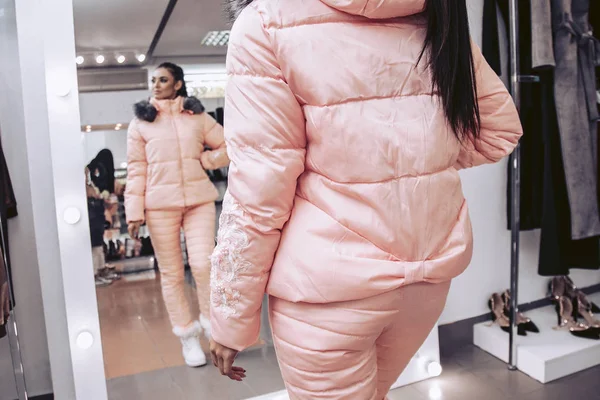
[[133, 96, 205, 122], [225, 0, 254, 22]]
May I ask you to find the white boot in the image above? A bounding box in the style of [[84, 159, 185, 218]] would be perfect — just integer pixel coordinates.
[[173, 322, 207, 367], [200, 314, 212, 340]]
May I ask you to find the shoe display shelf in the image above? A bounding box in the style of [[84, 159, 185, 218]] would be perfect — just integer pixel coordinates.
[[246, 324, 443, 400], [473, 292, 600, 383]]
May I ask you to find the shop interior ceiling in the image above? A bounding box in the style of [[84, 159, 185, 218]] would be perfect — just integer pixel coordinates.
[[74, 0, 228, 91]]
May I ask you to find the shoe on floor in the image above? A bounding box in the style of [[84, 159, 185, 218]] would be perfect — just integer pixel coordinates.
[[95, 275, 112, 287], [99, 266, 121, 281], [173, 322, 207, 367]]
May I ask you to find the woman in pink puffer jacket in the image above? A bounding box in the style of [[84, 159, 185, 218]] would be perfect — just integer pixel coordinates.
[[125, 62, 229, 368], [209, 0, 522, 397]]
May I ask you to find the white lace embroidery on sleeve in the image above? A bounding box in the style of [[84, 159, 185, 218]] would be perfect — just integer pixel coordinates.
[[210, 192, 252, 319]]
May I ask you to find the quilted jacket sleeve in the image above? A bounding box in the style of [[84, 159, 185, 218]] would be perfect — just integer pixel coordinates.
[[210, 5, 307, 352], [200, 113, 229, 170], [124, 120, 147, 223], [455, 42, 523, 169]]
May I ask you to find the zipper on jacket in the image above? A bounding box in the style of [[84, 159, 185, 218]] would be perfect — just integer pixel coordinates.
[[171, 114, 187, 207]]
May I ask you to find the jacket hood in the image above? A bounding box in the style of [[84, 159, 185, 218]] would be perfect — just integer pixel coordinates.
[[133, 96, 205, 122], [225, 0, 425, 21], [319, 0, 425, 19]]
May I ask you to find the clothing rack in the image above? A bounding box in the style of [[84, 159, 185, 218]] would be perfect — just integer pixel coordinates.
[[0, 214, 29, 399], [507, 0, 540, 371]]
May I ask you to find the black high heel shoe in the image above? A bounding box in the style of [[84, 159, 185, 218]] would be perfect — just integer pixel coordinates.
[[553, 296, 600, 340], [502, 290, 540, 334], [488, 293, 527, 336], [564, 276, 600, 314], [550, 276, 600, 315], [575, 293, 600, 334]]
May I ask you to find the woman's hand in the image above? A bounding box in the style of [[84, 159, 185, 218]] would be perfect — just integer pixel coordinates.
[[128, 221, 142, 239], [210, 339, 245, 381]]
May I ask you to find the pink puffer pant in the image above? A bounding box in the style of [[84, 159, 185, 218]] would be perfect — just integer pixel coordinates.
[[269, 281, 451, 400], [146, 202, 215, 329]]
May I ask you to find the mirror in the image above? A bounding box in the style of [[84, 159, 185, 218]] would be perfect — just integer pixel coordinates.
[[74, 1, 279, 398]]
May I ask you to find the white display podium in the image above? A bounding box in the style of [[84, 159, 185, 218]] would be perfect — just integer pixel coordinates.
[[473, 292, 600, 383]]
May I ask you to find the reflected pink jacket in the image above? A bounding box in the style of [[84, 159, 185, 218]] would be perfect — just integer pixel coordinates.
[[210, 0, 523, 351], [125, 96, 229, 222]]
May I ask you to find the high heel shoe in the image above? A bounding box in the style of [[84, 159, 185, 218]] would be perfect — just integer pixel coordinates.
[[553, 296, 600, 340], [551, 276, 600, 315], [575, 293, 600, 332], [488, 293, 527, 336], [502, 290, 540, 333], [564, 276, 600, 314]]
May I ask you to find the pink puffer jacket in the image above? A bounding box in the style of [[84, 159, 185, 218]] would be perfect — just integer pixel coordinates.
[[210, 0, 523, 351], [125, 96, 229, 223]]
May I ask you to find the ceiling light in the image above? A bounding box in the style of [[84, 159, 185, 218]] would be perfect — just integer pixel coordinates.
[[95, 55, 105, 64], [76, 56, 85, 65], [136, 54, 146, 63], [201, 31, 230, 47], [116, 55, 126, 64]]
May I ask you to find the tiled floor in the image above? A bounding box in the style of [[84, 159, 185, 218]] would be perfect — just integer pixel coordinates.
[[97, 270, 195, 379], [106, 341, 600, 400], [98, 271, 600, 399], [97, 270, 265, 379]]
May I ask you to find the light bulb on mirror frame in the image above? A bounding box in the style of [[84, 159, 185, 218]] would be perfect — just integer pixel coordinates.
[[116, 54, 126, 64], [76, 55, 85, 65], [95, 54, 105, 64], [426, 361, 443, 377]]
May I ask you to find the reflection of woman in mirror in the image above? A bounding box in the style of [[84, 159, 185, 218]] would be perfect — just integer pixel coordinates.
[[125, 62, 229, 368], [209, 0, 522, 395]]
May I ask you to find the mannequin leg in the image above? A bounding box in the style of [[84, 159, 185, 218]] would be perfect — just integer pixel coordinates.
[[146, 209, 193, 329], [182, 203, 216, 332]]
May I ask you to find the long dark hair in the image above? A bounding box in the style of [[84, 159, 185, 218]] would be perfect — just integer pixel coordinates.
[[157, 62, 189, 98], [88, 149, 115, 194], [418, 0, 480, 141]]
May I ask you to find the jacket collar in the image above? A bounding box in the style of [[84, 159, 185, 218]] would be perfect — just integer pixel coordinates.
[[133, 96, 205, 122]]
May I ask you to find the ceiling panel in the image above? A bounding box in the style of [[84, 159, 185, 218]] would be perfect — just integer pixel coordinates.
[[74, 0, 171, 52], [152, 0, 229, 58]]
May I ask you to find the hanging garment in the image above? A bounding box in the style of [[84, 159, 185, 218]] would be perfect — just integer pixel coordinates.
[[496, 1, 551, 230], [0, 247, 8, 338], [537, 68, 600, 276], [482, 0, 509, 76], [0, 137, 17, 337], [551, 0, 600, 240]]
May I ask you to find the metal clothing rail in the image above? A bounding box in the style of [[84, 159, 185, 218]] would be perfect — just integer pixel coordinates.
[[507, 0, 523, 371]]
